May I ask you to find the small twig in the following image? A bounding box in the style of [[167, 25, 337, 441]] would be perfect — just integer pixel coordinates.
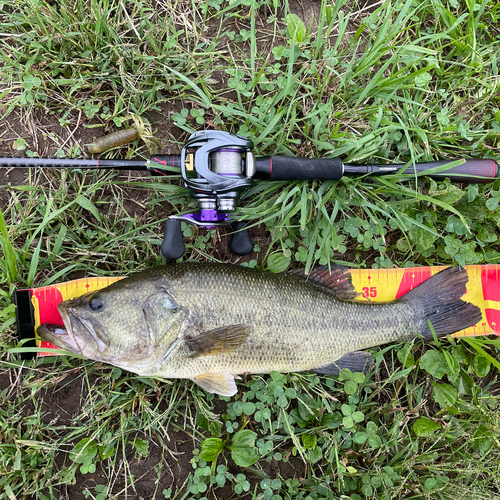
[[60, 109, 82, 150], [350, 0, 388, 21], [120, 1, 141, 39]]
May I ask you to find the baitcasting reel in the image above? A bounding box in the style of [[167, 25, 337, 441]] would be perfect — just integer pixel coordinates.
[[160, 130, 256, 260]]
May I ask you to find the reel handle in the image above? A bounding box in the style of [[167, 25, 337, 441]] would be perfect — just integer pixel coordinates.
[[161, 218, 253, 259]]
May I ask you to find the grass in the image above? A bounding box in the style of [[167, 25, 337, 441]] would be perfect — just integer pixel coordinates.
[[1, 0, 500, 498]]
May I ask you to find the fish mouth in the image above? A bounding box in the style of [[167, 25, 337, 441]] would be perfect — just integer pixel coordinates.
[[61, 301, 111, 354], [37, 322, 81, 354], [36, 302, 93, 356]]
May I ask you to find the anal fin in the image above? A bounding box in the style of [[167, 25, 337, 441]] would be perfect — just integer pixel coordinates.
[[192, 372, 239, 396], [312, 351, 373, 376]]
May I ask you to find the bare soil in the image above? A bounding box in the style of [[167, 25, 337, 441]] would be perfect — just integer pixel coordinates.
[[0, 2, 387, 496], [0, 366, 308, 499], [0, 103, 276, 500]]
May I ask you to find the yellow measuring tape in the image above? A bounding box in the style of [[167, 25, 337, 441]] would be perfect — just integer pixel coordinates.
[[30, 265, 500, 355]]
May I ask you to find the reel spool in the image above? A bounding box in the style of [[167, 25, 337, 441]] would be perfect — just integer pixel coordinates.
[[179, 130, 255, 213]]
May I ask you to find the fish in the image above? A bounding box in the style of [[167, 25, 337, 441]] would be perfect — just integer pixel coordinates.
[[37, 263, 482, 397]]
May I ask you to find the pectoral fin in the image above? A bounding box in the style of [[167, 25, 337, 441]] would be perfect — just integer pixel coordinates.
[[312, 351, 373, 376], [191, 372, 240, 396], [185, 325, 251, 358]]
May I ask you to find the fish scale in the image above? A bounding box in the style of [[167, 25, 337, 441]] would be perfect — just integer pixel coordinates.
[[38, 263, 482, 396]]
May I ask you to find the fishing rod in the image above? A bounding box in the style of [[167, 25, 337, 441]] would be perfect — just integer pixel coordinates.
[[2, 130, 498, 259]]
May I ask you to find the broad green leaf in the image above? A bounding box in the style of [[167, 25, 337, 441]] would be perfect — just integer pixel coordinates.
[[386, 366, 414, 382], [195, 412, 209, 432], [99, 443, 115, 460], [353, 432, 368, 444], [457, 370, 473, 395], [301, 433, 317, 450], [267, 252, 291, 273], [352, 411, 365, 423], [432, 183, 464, 205], [351, 372, 365, 384], [69, 438, 98, 464], [343, 416, 354, 428], [424, 478, 438, 492], [229, 430, 259, 467], [74, 194, 102, 222], [341, 404, 352, 416], [397, 345, 415, 368], [419, 350, 447, 379], [486, 197, 499, 211], [368, 434, 382, 448], [473, 425, 494, 456], [413, 417, 440, 437], [200, 438, 225, 462], [243, 402, 256, 415], [344, 381, 357, 395], [277, 394, 288, 407], [133, 437, 149, 457], [432, 382, 458, 408], [286, 14, 306, 43], [208, 420, 223, 438], [272, 46, 286, 60], [322, 412, 342, 429], [473, 353, 491, 377], [306, 446, 323, 464], [23, 74, 41, 90], [407, 224, 437, 252]]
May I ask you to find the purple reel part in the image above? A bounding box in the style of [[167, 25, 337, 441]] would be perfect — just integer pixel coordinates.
[[179, 210, 231, 229]]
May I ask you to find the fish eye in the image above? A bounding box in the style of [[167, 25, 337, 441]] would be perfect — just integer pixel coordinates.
[[89, 297, 104, 311], [163, 295, 177, 312]]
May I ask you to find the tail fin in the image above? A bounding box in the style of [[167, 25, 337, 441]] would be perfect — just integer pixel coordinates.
[[402, 267, 482, 340]]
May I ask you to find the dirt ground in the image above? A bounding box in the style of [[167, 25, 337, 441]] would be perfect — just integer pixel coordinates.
[[0, 1, 386, 497], [0, 69, 286, 500]]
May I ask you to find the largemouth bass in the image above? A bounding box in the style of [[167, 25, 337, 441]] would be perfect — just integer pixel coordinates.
[[38, 264, 481, 396]]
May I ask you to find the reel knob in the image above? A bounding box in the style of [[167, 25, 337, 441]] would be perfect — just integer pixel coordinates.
[[161, 219, 185, 260], [229, 221, 253, 255]]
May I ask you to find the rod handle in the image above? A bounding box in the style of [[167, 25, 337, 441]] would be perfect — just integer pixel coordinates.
[[407, 159, 499, 184], [255, 156, 344, 180]]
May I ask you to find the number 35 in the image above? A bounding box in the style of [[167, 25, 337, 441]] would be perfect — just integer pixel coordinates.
[[362, 286, 377, 298]]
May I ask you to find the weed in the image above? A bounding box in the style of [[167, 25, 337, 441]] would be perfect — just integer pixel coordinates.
[[1, 0, 500, 498]]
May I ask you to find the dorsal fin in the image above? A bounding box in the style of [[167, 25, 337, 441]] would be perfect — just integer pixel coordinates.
[[291, 265, 357, 300]]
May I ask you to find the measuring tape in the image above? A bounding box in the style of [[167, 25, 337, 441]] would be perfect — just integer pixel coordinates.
[[15, 265, 500, 357], [350, 265, 499, 337]]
